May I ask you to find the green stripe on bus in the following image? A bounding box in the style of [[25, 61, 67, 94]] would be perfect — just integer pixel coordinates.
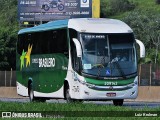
[[85, 77, 135, 86]]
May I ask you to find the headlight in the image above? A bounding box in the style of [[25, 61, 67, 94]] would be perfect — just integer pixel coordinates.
[[127, 79, 138, 87], [86, 83, 95, 88], [78, 78, 95, 88], [127, 83, 135, 87], [78, 78, 86, 85], [134, 78, 138, 85]]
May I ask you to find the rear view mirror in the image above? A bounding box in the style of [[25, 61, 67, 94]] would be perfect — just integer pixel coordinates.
[[136, 39, 145, 58], [72, 38, 82, 57]]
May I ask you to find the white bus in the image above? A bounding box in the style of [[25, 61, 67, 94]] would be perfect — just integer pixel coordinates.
[[17, 18, 145, 106]]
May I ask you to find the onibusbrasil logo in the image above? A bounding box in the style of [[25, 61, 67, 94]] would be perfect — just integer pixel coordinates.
[[20, 44, 33, 70]]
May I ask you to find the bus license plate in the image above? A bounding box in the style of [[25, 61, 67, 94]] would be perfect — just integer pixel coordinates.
[[106, 93, 116, 97]]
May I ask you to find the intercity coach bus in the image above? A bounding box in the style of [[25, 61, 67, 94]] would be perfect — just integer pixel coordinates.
[[16, 18, 145, 106]]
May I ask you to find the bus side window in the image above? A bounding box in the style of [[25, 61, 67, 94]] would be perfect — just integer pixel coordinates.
[[17, 34, 32, 55], [56, 29, 68, 56], [17, 35, 23, 55], [46, 29, 69, 56]]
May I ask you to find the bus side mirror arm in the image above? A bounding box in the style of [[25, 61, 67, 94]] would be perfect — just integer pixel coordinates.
[[72, 38, 82, 57], [136, 39, 145, 58]]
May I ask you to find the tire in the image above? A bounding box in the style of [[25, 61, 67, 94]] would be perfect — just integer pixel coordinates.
[[65, 87, 74, 103], [113, 99, 124, 106], [64, 85, 83, 103], [28, 83, 46, 102], [28, 83, 35, 102], [43, 4, 50, 11], [58, 4, 64, 11]]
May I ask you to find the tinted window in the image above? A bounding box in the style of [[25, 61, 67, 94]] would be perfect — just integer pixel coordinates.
[[17, 29, 68, 55]]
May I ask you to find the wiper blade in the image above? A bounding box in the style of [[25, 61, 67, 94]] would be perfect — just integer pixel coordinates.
[[97, 52, 106, 78], [113, 62, 126, 79]]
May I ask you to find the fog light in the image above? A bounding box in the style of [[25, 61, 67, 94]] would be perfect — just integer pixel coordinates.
[[130, 91, 135, 96], [84, 91, 89, 95]]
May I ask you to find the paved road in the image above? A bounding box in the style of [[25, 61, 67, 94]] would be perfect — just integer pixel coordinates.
[[0, 98, 160, 109]]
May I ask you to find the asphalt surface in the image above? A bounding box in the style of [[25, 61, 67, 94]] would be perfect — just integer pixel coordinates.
[[0, 98, 160, 109]]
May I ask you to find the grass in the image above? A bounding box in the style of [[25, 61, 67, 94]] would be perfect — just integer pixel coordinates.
[[0, 102, 132, 111], [0, 102, 160, 119]]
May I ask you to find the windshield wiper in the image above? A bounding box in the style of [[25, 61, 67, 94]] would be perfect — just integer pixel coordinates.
[[97, 51, 106, 78], [112, 61, 126, 79]]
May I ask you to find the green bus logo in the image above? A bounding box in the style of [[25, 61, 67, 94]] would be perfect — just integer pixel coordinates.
[[20, 44, 33, 70]]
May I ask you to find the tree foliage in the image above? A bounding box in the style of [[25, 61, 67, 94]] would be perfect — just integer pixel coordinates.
[[101, 0, 160, 64], [123, 10, 160, 63], [0, 0, 18, 70], [101, 0, 135, 17]]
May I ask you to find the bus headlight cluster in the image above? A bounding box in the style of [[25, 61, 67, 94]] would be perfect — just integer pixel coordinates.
[[85, 83, 96, 88], [77, 78, 86, 85], [127, 83, 135, 88], [127, 79, 138, 88], [77, 78, 95, 88]]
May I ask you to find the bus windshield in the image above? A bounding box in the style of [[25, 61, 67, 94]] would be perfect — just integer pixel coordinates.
[[80, 33, 137, 78]]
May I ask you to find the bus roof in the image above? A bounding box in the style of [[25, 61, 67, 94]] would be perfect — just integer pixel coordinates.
[[18, 19, 68, 35], [68, 18, 133, 33], [18, 18, 133, 35]]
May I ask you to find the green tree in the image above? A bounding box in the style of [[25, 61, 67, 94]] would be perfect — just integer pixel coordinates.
[[100, 0, 135, 17], [0, 0, 18, 70], [123, 10, 160, 63]]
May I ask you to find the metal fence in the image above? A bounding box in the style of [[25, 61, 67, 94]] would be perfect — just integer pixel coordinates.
[[139, 64, 160, 86], [0, 70, 16, 87], [0, 64, 160, 87]]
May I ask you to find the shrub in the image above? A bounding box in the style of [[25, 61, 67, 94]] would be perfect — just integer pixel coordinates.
[[109, 0, 135, 13], [101, 0, 135, 17], [123, 10, 160, 63]]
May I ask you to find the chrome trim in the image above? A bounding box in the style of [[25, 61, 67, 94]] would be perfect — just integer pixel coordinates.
[[88, 84, 134, 91]]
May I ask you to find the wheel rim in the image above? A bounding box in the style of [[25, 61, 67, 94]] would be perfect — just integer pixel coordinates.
[[29, 86, 34, 102], [66, 89, 70, 102], [30, 90, 33, 101], [66, 88, 73, 103]]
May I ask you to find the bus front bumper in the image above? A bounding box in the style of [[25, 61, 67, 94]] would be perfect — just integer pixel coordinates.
[[78, 84, 138, 100]]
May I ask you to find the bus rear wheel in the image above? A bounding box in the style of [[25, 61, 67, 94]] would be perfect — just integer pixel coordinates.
[[113, 99, 124, 106], [28, 83, 35, 102], [28, 83, 46, 102]]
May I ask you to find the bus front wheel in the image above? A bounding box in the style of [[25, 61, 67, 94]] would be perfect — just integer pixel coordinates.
[[65, 86, 83, 103], [113, 99, 124, 106], [65, 87, 74, 103]]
